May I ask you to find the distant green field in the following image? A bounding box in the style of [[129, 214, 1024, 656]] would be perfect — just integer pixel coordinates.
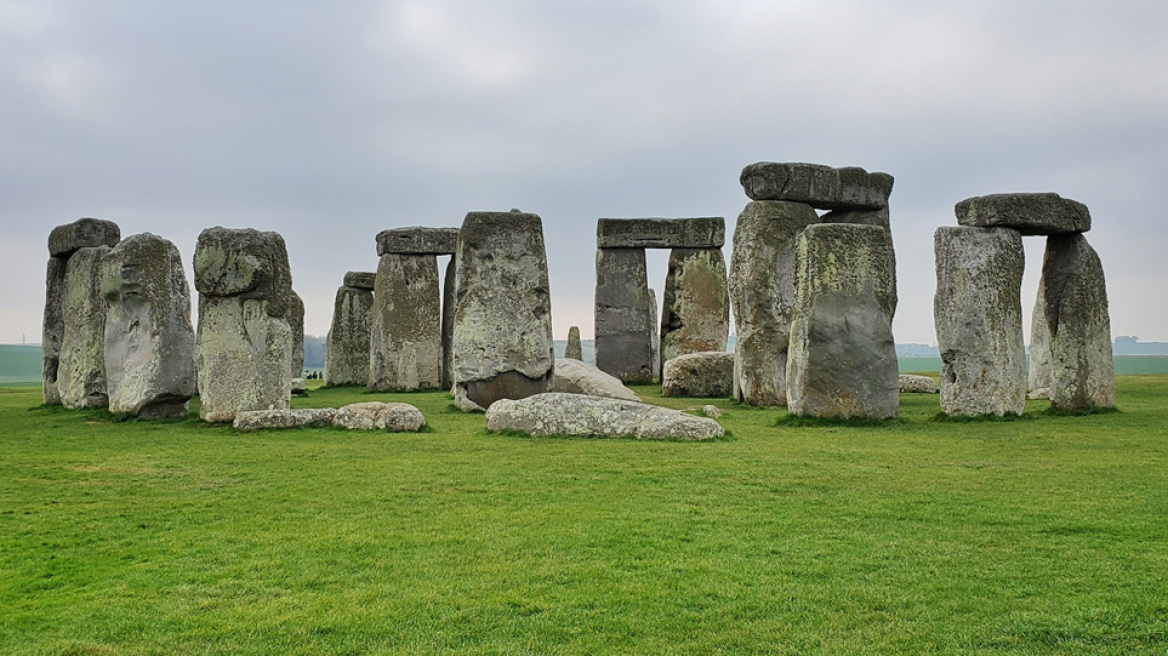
[[899, 355, 1168, 376], [0, 345, 40, 386]]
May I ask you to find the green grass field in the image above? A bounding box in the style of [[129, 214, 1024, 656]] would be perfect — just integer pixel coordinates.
[[1, 378, 1166, 654]]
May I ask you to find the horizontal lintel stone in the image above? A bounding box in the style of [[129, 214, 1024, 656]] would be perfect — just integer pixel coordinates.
[[955, 193, 1090, 235], [739, 162, 893, 210], [376, 227, 460, 255], [596, 217, 725, 249]]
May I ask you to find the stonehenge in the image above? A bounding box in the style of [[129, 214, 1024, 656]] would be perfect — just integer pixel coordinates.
[[58, 244, 115, 409], [661, 351, 734, 398], [323, 271, 375, 387], [565, 326, 583, 360]]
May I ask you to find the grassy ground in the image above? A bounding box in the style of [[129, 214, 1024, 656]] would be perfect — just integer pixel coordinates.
[[1, 378, 1166, 654]]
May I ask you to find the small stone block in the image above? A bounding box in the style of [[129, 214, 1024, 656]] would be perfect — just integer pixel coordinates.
[[376, 227, 460, 255]]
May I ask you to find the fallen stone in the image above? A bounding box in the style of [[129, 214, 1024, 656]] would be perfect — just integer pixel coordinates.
[[58, 246, 113, 409], [42, 257, 66, 405], [565, 326, 583, 360], [662, 351, 734, 397], [333, 402, 426, 431], [1029, 387, 1050, 400], [899, 374, 939, 394], [48, 218, 121, 258], [594, 247, 655, 383], [290, 378, 307, 396], [956, 193, 1091, 235], [376, 227, 459, 255], [485, 393, 723, 440], [596, 218, 725, 249], [324, 284, 374, 387], [552, 358, 640, 401], [702, 404, 723, 419], [233, 408, 338, 431], [739, 162, 894, 210], [368, 253, 442, 391], [660, 248, 729, 369], [343, 271, 376, 290]]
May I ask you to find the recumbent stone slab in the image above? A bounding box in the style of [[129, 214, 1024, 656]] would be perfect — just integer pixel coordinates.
[[552, 358, 639, 402], [596, 217, 725, 249], [485, 393, 723, 440], [368, 253, 442, 391], [287, 290, 305, 379], [955, 193, 1090, 235], [376, 227, 459, 255], [333, 402, 426, 431], [662, 351, 734, 398], [660, 248, 729, 371], [739, 162, 894, 210], [594, 248, 655, 384], [234, 408, 338, 431]]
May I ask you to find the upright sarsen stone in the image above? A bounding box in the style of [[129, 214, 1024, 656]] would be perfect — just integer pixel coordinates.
[[42, 257, 66, 405], [368, 253, 442, 391], [660, 248, 729, 368], [287, 291, 305, 379], [934, 227, 1026, 416], [323, 273, 375, 387], [956, 193, 1091, 235], [595, 248, 655, 383], [441, 257, 456, 390], [101, 234, 196, 418], [1028, 285, 1052, 397], [451, 211, 554, 411], [58, 246, 112, 409]]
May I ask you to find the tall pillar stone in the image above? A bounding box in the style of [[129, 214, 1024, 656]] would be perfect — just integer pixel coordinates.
[[287, 291, 305, 379], [595, 247, 655, 383], [1028, 285, 1052, 397], [729, 200, 818, 406], [368, 253, 442, 391], [323, 272, 375, 387], [441, 257, 456, 390], [58, 246, 113, 409], [934, 227, 1026, 416], [648, 288, 660, 379], [787, 224, 899, 419], [565, 326, 583, 360], [660, 248, 729, 368]]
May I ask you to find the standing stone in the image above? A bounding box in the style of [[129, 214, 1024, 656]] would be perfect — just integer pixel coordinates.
[[441, 257, 456, 390], [1040, 233, 1115, 410], [42, 257, 66, 405], [1028, 284, 1052, 397], [100, 233, 196, 418], [933, 227, 1026, 416], [565, 326, 583, 360], [368, 253, 442, 391], [287, 291, 305, 379], [451, 211, 554, 411], [194, 227, 293, 422], [595, 248, 655, 383], [729, 200, 818, 406], [787, 224, 899, 419], [323, 273, 375, 387], [660, 248, 729, 370], [648, 288, 660, 379], [57, 246, 113, 409]]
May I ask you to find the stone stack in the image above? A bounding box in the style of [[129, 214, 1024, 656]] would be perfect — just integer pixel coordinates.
[[323, 271, 375, 387]]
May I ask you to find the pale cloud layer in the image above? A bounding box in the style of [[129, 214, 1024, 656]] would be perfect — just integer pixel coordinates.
[[2, 0, 1165, 344]]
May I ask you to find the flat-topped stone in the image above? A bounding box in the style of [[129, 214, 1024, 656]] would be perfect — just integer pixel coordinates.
[[333, 402, 426, 431], [193, 227, 293, 315], [343, 271, 376, 290], [48, 218, 121, 258], [739, 162, 894, 210], [899, 374, 939, 394], [596, 218, 725, 249], [234, 408, 338, 431], [485, 393, 723, 440], [955, 193, 1090, 235], [376, 227, 459, 255]]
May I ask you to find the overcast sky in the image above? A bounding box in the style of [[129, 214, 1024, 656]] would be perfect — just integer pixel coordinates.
[[2, 0, 1166, 345]]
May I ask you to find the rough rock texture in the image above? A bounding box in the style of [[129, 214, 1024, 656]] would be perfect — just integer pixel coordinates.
[[661, 351, 734, 398], [234, 408, 338, 431], [376, 227, 460, 256], [649, 289, 660, 379], [660, 248, 729, 371], [956, 193, 1091, 235], [368, 253, 442, 391], [323, 284, 374, 387], [101, 234, 196, 418], [1040, 233, 1115, 410], [485, 393, 723, 440], [552, 358, 640, 401], [58, 246, 112, 409], [42, 257, 66, 405], [596, 218, 725, 249], [820, 208, 890, 229], [290, 377, 307, 396], [333, 402, 426, 431], [194, 228, 293, 422], [1028, 284, 1052, 397], [441, 257, 456, 390], [451, 211, 554, 410], [595, 248, 655, 383], [344, 271, 376, 290], [287, 291, 305, 378], [740, 162, 894, 210], [729, 200, 818, 406], [899, 375, 939, 394], [48, 218, 121, 258], [565, 326, 583, 360], [934, 227, 1026, 416], [787, 224, 899, 419], [702, 404, 723, 418]]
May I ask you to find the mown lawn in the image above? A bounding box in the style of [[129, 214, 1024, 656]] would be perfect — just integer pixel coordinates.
[[1, 378, 1166, 655]]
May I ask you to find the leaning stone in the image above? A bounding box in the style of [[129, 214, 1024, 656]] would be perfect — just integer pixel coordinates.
[[287, 290, 305, 378], [333, 402, 426, 431], [57, 246, 112, 409], [368, 253, 442, 391], [787, 224, 899, 419], [552, 358, 640, 401], [702, 405, 723, 419], [233, 408, 338, 431], [323, 285, 374, 387], [376, 227, 460, 256], [565, 326, 583, 360], [1040, 233, 1115, 410], [596, 217, 725, 249], [662, 351, 734, 398], [956, 193, 1090, 235], [594, 248, 655, 383], [485, 393, 723, 440], [1028, 284, 1053, 395], [48, 218, 121, 258], [450, 211, 554, 410], [42, 257, 67, 405], [729, 200, 817, 406], [343, 271, 376, 290], [101, 234, 196, 418], [934, 227, 1026, 416], [193, 227, 293, 316], [739, 162, 894, 210], [899, 375, 939, 394], [660, 248, 729, 369]]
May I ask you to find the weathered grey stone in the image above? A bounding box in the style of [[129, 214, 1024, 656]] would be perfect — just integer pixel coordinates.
[[596, 218, 725, 249], [333, 402, 426, 431], [787, 224, 899, 419], [193, 227, 293, 316], [956, 193, 1091, 235], [287, 291, 305, 378], [595, 248, 655, 384], [552, 358, 640, 401], [565, 326, 583, 360], [290, 378, 307, 397], [57, 246, 112, 409], [451, 211, 554, 410], [42, 257, 66, 405], [899, 374, 939, 394], [729, 200, 818, 406], [343, 271, 376, 290], [660, 248, 729, 370], [233, 408, 338, 431], [485, 392, 723, 440], [441, 257, 456, 390], [368, 253, 442, 391], [934, 227, 1026, 416], [323, 284, 374, 387], [820, 207, 890, 229], [1028, 284, 1052, 397], [740, 162, 894, 210], [661, 351, 734, 398], [1040, 233, 1115, 410], [376, 227, 460, 255], [48, 218, 121, 258], [100, 234, 196, 418], [649, 289, 660, 379], [702, 404, 723, 419]]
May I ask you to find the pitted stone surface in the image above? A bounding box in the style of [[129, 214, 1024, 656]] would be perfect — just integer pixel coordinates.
[[343, 271, 376, 290], [740, 162, 894, 210], [376, 227, 459, 255], [287, 291, 305, 378], [552, 358, 640, 401], [333, 402, 426, 431], [662, 351, 734, 398], [234, 408, 338, 431], [899, 375, 939, 394], [42, 257, 66, 405], [649, 289, 660, 378], [595, 248, 655, 383], [324, 284, 374, 387], [368, 253, 442, 391], [729, 200, 817, 406], [1028, 285, 1052, 397], [660, 248, 729, 369], [101, 234, 196, 418], [48, 218, 121, 258], [565, 326, 583, 360], [485, 393, 723, 440], [596, 218, 725, 249], [441, 257, 456, 390], [193, 227, 293, 316], [58, 246, 112, 409], [934, 227, 1026, 416], [820, 207, 890, 229], [955, 193, 1090, 235]]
